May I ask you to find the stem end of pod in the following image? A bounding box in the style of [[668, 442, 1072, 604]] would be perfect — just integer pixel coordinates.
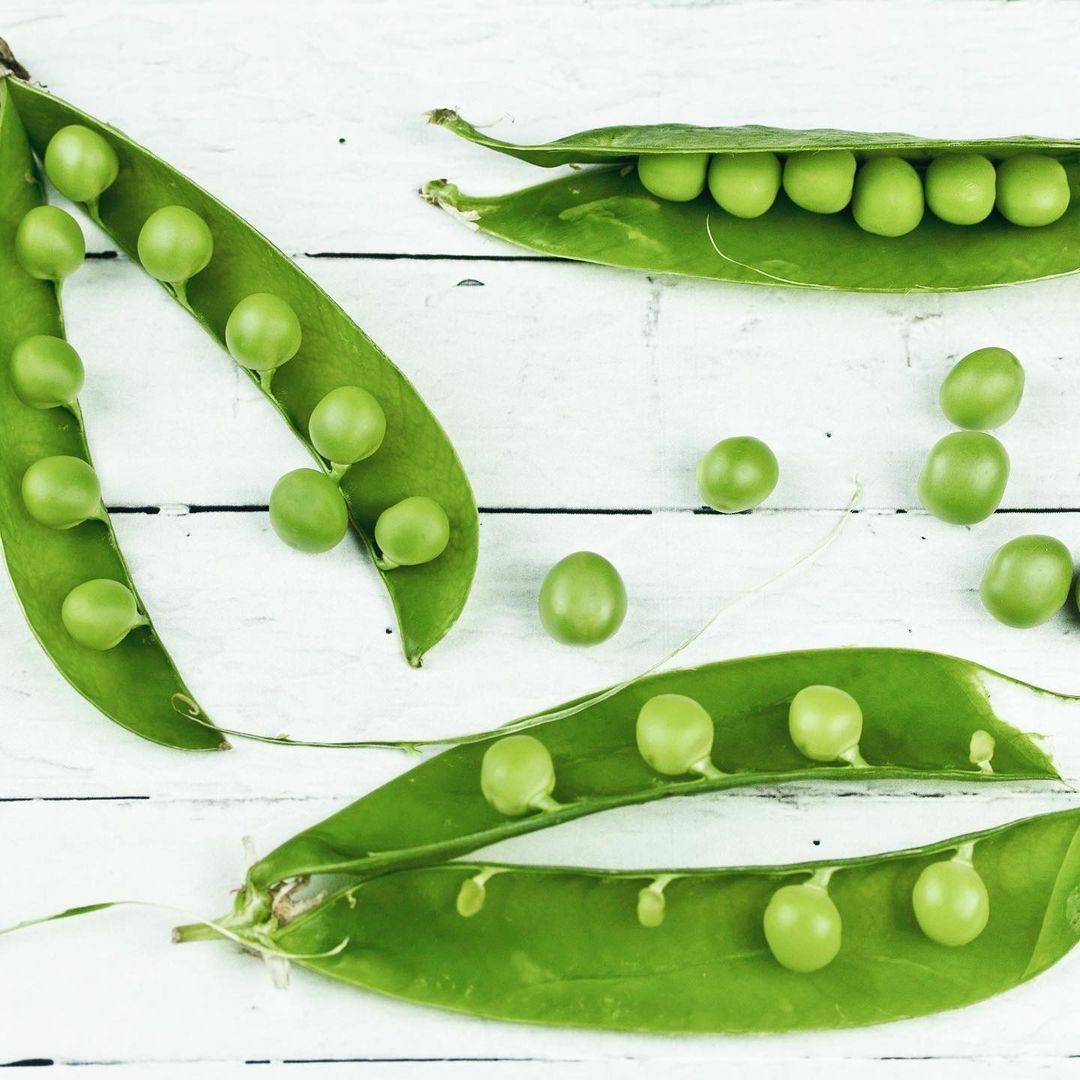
[[0, 39, 30, 81]]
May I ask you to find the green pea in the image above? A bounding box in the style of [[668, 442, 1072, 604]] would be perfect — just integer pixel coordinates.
[[851, 157, 924, 237], [788, 685, 865, 765], [996, 154, 1070, 227], [635, 694, 720, 778], [763, 875, 842, 973], [309, 386, 386, 467], [707, 152, 781, 219], [21, 456, 104, 530], [14, 205, 86, 282], [980, 534, 1074, 629], [374, 496, 451, 568], [696, 435, 779, 513], [480, 734, 559, 816], [43, 124, 119, 204], [917, 431, 1009, 525], [538, 550, 627, 646], [912, 850, 989, 947], [637, 153, 709, 202], [137, 206, 214, 285], [781, 150, 857, 214], [61, 578, 146, 651], [925, 154, 996, 226], [225, 293, 302, 374], [9, 335, 85, 409], [268, 468, 348, 554], [939, 347, 1024, 430]]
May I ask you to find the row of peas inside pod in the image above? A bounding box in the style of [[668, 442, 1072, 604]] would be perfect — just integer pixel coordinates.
[[638, 149, 1071, 236]]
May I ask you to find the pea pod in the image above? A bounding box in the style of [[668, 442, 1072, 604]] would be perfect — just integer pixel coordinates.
[[0, 81, 225, 750], [423, 111, 1080, 291], [6, 76, 477, 665]]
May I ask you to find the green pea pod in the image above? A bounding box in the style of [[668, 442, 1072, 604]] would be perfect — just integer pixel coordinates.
[[6, 77, 477, 666], [246, 648, 1064, 891], [423, 111, 1080, 291], [0, 82, 225, 750]]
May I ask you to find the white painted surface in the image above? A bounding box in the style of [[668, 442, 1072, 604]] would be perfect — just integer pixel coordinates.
[[3, 0, 1080, 1072]]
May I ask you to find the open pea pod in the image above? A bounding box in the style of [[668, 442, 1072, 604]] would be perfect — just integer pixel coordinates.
[[424, 111, 1080, 291], [7, 77, 477, 665], [246, 648, 1064, 891], [0, 81, 225, 750]]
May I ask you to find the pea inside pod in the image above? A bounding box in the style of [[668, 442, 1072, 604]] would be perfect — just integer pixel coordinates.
[[43, 123, 119, 205], [21, 455, 105, 530], [708, 152, 781, 219], [637, 152, 709, 202], [912, 844, 990, 947], [996, 154, 1071, 227], [61, 579, 147, 651], [480, 734, 561, 817], [635, 694, 723, 779], [14, 204, 85, 282], [763, 869, 842, 973], [269, 468, 349, 554], [925, 154, 996, 226], [9, 334, 85, 410], [781, 149, 856, 214]]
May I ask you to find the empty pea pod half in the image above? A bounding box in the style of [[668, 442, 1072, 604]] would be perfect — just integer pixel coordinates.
[[423, 110, 1080, 291]]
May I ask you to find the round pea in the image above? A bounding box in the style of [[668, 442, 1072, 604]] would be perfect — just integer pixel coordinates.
[[925, 154, 996, 226], [851, 157, 924, 237], [268, 468, 348, 554], [480, 734, 557, 817], [917, 431, 1009, 525], [912, 858, 989, 947], [996, 154, 1070, 227], [43, 125, 119, 204], [374, 496, 451, 567], [538, 551, 627, 646], [309, 386, 386, 465], [939, 347, 1024, 430], [61, 579, 144, 651], [980, 534, 1074, 629], [9, 335, 85, 409], [637, 153, 709, 202], [763, 881, 842, 973], [137, 206, 214, 284], [707, 152, 782, 219], [788, 685, 863, 763], [636, 694, 715, 777], [21, 456, 103, 530], [782, 149, 857, 214], [225, 293, 302, 373], [14, 205, 85, 282], [697, 436, 778, 513]]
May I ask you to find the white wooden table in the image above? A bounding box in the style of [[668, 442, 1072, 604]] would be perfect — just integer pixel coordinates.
[[4, 0, 1080, 1074]]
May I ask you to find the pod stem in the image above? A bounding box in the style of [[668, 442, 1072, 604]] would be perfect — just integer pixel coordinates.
[[170, 279, 193, 314], [532, 794, 565, 814], [84, 198, 105, 231], [953, 841, 977, 866], [0, 38, 30, 80], [329, 461, 351, 483], [839, 745, 871, 769], [806, 867, 836, 891], [257, 369, 275, 393], [693, 758, 727, 781]]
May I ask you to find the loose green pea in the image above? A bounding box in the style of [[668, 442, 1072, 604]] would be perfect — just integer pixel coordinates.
[[996, 154, 1070, 227], [925, 154, 996, 226], [782, 150, 857, 214], [917, 431, 1009, 525], [788, 685, 864, 764], [696, 435, 779, 513], [309, 386, 386, 466], [43, 124, 119, 204], [374, 496, 451, 568], [225, 293, 302, 373], [939, 347, 1024, 430], [137, 206, 214, 285], [636, 694, 718, 778], [851, 157, 924, 237], [269, 468, 349, 554], [637, 153, 709, 202], [61, 579, 145, 651], [707, 152, 782, 219], [538, 551, 627, 646], [14, 205, 86, 282], [9, 335, 85, 409], [21, 456, 103, 530], [763, 878, 842, 973], [980, 534, 1074, 628], [912, 854, 989, 947], [480, 734, 558, 816]]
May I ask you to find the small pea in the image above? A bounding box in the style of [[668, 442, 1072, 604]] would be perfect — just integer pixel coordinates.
[[268, 468, 349, 554], [917, 431, 1009, 525], [309, 386, 386, 467], [707, 152, 782, 219], [925, 154, 996, 226], [788, 685, 865, 765], [939, 347, 1024, 430], [21, 456, 104, 530], [980, 534, 1074, 629], [374, 496, 451, 568], [538, 551, 627, 646], [637, 153, 709, 202], [9, 335, 85, 409], [137, 206, 214, 285], [912, 850, 989, 947], [635, 694, 721, 778], [43, 124, 119, 204], [781, 150, 857, 214], [696, 435, 778, 513], [14, 205, 86, 282], [225, 293, 302, 374], [996, 154, 1070, 227], [851, 157, 924, 237], [636, 877, 673, 929], [61, 579, 146, 651], [480, 734, 559, 816], [763, 875, 842, 973]]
